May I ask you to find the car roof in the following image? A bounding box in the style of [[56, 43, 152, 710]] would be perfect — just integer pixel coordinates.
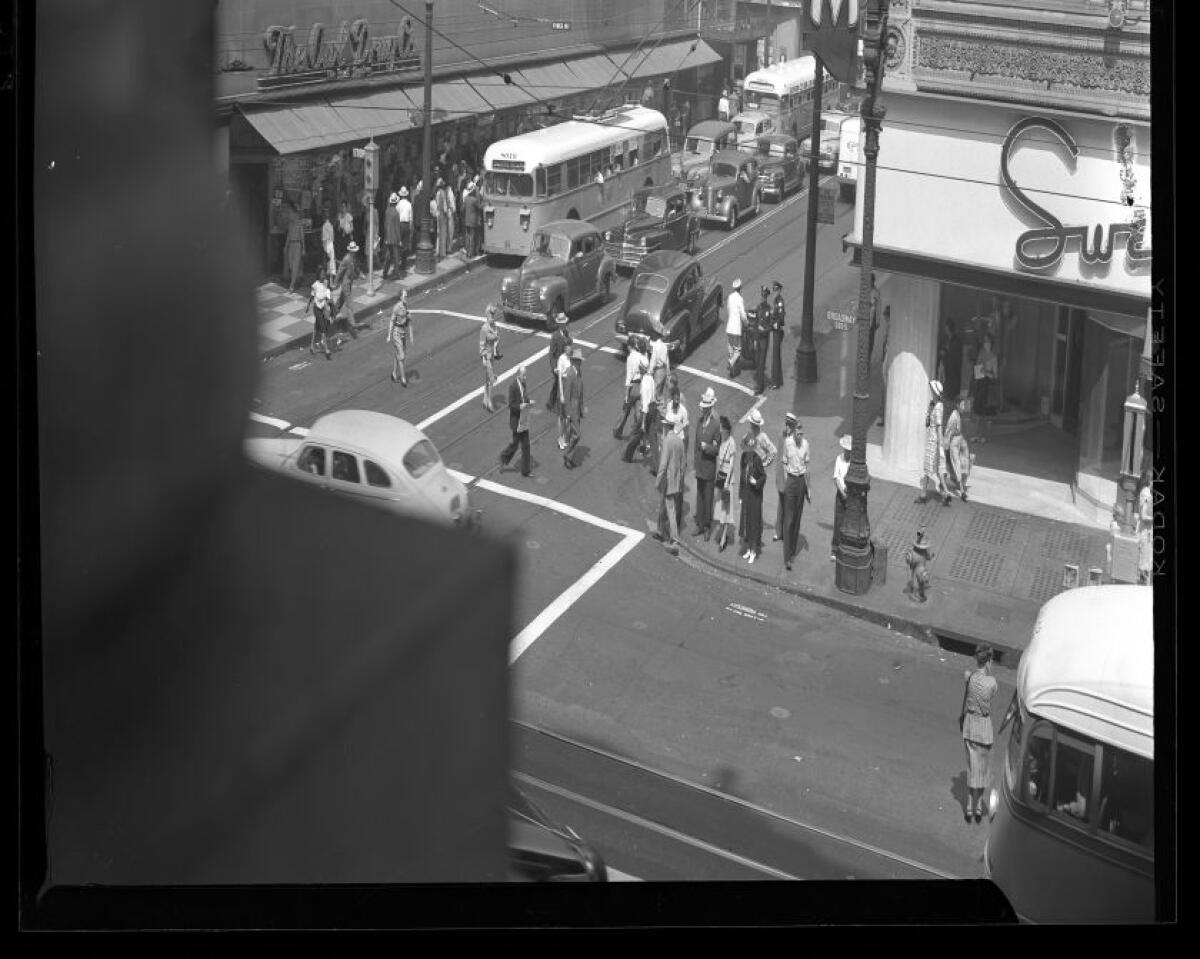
[[535, 219, 600, 240], [686, 119, 736, 138], [637, 250, 694, 275], [309, 410, 426, 458], [712, 148, 754, 165]]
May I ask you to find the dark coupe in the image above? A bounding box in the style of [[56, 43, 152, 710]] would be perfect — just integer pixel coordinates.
[[614, 250, 723, 361], [754, 133, 804, 201], [603, 184, 700, 270]]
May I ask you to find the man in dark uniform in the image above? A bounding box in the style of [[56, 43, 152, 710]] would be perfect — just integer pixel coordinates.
[[751, 285, 771, 395], [561, 347, 585, 469], [499, 365, 533, 477], [546, 313, 571, 411], [769, 280, 786, 389]]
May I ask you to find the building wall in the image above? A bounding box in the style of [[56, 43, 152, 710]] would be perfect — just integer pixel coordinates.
[[215, 0, 677, 75]]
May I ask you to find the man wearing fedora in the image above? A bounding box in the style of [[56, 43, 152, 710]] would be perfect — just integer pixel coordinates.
[[546, 313, 572, 413], [777, 413, 809, 571], [499, 364, 534, 477], [561, 347, 585, 469], [614, 334, 649, 440], [462, 180, 482, 258], [656, 419, 687, 554], [332, 239, 361, 341], [831, 433, 852, 560], [382, 191, 404, 280], [692, 388, 720, 539]]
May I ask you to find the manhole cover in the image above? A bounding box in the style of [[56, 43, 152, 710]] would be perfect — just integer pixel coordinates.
[[964, 510, 1019, 547], [1040, 525, 1087, 561], [946, 545, 1006, 588], [770, 706, 790, 719], [1028, 565, 1064, 604], [525, 540, 541, 550]]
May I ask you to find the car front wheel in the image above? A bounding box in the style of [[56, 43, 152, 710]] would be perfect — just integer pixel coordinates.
[[725, 205, 737, 230]]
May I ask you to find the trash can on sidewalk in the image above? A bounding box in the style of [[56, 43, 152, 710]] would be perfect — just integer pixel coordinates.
[[871, 539, 887, 585]]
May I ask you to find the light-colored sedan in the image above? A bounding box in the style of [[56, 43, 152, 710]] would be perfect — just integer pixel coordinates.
[[244, 410, 480, 529]]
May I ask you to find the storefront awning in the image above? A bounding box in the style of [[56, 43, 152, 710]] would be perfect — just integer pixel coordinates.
[[428, 78, 495, 120], [240, 88, 419, 154], [518, 60, 591, 103], [467, 73, 539, 112], [619, 38, 722, 79], [562, 53, 626, 90]]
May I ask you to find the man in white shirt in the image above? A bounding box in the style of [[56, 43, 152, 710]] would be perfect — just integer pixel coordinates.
[[777, 413, 811, 570], [649, 331, 671, 401], [726, 278, 746, 377], [614, 335, 649, 439], [623, 368, 659, 467], [555, 345, 573, 449], [831, 433, 851, 560], [718, 88, 730, 121], [396, 186, 413, 272]]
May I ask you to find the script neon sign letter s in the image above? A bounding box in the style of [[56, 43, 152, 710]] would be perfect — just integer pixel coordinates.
[[1000, 116, 1151, 272]]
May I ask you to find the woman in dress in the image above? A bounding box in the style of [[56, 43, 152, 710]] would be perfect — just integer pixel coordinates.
[[960, 645, 998, 823], [918, 379, 950, 505], [712, 416, 739, 553], [386, 288, 413, 386], [738, 431, 767, 564], [943, 395, 971, 501]]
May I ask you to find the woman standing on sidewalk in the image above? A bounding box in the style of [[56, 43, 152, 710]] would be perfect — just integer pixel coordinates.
[[943, 396, 971, 501], [712, 416, 739, 552], [738, 431, 767, 564], [918, 380, 950, 505], [959, 645, 998, 823], [305, 266, 334, 360], [970, 334, 999, 444]]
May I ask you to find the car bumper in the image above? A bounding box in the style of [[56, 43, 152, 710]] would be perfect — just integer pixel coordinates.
[[698, 209, 731, 224], [758, 181, 784, 199], [604, 244, 649, 270], [501, 304, 550, 323]]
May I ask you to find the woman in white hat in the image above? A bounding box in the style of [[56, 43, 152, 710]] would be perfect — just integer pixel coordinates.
[[918, 379, 950, 505]]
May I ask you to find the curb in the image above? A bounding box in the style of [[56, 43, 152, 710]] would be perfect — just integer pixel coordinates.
[[259, 254, 487, 361]]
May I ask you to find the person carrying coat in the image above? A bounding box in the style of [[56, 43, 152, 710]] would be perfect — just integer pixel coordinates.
[[561, 347, 585, 469], [655, 419, 687, 554], [768, 280, 786, 389], [691, 388, 720, 540]]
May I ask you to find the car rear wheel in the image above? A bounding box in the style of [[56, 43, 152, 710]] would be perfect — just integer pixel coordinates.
[[725, 205, 737, 230]]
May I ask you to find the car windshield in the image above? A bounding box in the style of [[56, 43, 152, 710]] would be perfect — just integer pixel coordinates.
[[711, 162, 737, 178], [531, 232, 571, 260], [822, 117, 843, 133], [736, 119, 760, 137], [683, 136, 713, 155], [641, 196, 667, 218], [758, 141, 788, 158], [633, 273, 669, 294], [403, 438, 441, 479]]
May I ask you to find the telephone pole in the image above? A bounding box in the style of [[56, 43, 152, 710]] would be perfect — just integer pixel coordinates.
[[414, 0, 436, 274]]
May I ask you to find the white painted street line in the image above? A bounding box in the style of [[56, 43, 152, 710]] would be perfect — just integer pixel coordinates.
[[725, 602, 768, 623], [472, 476, 639, 537], [676, 363, 757, 396], [509, 531, 642, 665], [249, 411, 292, 431], [289, 426, 309, 436], [737, 395, 767, 423], [415, 344, 550, 432], [511, 771, 798, 880]]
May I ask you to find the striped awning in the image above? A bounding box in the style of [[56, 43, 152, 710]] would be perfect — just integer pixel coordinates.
[[467, 72, 540, 111], [518, 60, 591, 101], [240, 88, 419, 154], [619, 38, 722, 79]]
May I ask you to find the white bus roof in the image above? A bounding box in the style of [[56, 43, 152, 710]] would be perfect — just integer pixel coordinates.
[[1018, 585, 1154, 759], [742, 56, 821, 94], [483, 106, 667, 171]]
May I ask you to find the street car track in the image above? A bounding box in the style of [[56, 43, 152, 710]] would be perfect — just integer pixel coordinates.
[[513, 718, 960, 881]]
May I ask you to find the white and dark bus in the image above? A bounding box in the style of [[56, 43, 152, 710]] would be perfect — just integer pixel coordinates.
[[480, 105, 672, 257], [984, 585, 1154, 923], [740, 56, 842, 143]]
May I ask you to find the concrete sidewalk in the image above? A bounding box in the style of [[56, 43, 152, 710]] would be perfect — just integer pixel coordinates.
[[255, 250, 488, 360], [651, 304, 1118, 667]]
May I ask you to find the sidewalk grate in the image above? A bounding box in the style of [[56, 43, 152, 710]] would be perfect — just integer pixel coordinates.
[[887, 497, 946, 530], [963, 510, 1019, 547], [1038, 525, 1088, 561], [945, 545, 1007, 589], [1027, 565, 1065, 605], [874, 525, 917, 564]]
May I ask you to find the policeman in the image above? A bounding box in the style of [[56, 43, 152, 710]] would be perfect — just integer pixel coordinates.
[[751, 284, 771, 395], [769, 280, 786, 389]]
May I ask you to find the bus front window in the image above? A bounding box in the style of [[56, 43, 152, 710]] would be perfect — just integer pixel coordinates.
[[511, 174, 534, 198]]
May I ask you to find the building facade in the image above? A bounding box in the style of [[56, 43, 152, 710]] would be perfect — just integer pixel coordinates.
[[215, 0, 742, 274], [846, 0, 1152, 524]]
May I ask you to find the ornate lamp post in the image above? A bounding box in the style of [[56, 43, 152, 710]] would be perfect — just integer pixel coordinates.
[[834, 0, 889, 595], [794, 62, 823, 383], [414, 0, 436, 274]]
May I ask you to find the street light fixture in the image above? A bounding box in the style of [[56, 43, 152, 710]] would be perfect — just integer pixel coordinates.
[[834, 0, 888, 596], [414, 0, 437, 274]]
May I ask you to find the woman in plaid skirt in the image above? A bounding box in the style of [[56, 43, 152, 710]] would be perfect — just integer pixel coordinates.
[[960, 645, 998, 823]]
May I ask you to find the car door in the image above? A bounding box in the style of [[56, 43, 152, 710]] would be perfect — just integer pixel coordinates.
[[328, 448, 365, 501], [675, 264, 701, 342], [565, 235, 588, 305], [664, 195, 685, 247], [784, 142, 799, 189], [738, 160, 756, 205], [293, 443, 331, 489]]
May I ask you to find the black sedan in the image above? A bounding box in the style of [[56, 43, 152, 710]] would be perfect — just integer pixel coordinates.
[[614, 250, 723, 361]]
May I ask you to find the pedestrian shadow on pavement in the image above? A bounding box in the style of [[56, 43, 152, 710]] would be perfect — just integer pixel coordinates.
[[950, 769, 970, 820]]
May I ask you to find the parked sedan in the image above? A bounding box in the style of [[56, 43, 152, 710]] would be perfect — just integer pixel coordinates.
[[694, 150, 761, 230], [603, 184, 700, 270], [499, 219, 616, 331], [754, 133, 804, 201], [614, 250, 723, 361], [244, 410, 479, 529]]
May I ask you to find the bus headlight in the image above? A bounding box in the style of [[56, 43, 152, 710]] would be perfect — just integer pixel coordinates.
[[519, 206, 531, 231], [484, 205, 495, 228], [987, 788, 1000, 821]]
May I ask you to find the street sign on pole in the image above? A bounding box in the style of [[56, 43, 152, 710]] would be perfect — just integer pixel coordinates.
[[827, 310, 856, 332], [353, 147, 366, 159], [817, 183, 837, 223]]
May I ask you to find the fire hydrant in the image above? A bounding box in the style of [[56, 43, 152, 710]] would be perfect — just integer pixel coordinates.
[[904, 528, 935, 603]]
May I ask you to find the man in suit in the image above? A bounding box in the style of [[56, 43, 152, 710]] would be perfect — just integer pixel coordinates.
[[561, 347, 585, 469], [499, 365, 533, 477], [462, 181, 482, 258], [751, 285, 771, 395], [691, 388, 720, 539], [332, 240, 360, 341], [656, 419, 687, 554], [382, 192, 404, 279]]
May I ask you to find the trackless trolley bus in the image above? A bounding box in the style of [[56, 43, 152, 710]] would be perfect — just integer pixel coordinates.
[[481, 106, 671, 256], [984, 585, 1154, 923], [741, 56, 842, 143]]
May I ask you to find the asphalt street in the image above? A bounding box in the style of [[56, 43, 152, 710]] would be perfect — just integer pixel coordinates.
[[247, 178, 1014, 882]]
